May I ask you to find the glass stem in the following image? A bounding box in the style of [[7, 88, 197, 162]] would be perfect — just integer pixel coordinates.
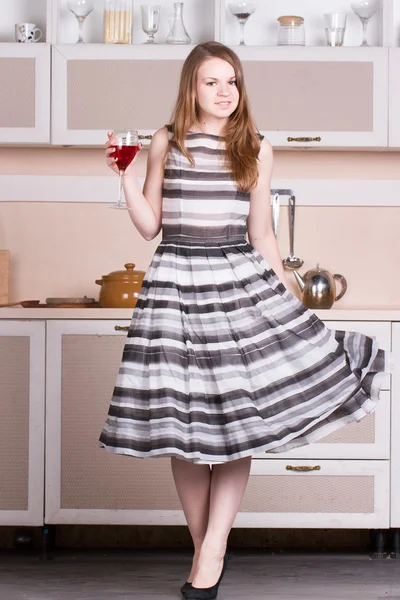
[[118, 170, 124, 208], [361, 18, 369, 46], [77, 16, 85, 43], [239, 22, 245, 45]]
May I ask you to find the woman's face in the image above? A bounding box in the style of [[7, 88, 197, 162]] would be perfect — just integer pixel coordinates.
[[195, 57, 239, 123]]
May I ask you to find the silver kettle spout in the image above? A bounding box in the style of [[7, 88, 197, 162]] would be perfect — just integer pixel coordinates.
[[293, 270, 305, 292]]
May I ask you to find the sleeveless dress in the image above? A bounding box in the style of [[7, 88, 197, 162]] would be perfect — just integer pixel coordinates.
[[99, 132, 389, 464]]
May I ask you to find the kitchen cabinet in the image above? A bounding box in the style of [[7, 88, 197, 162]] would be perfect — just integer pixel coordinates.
[[51, 44, 388, 149], [0, 1, 48, 43], [240, 47, 388, 149], [0, 44, 51, 144], [43, 315, 391, 528], [239, 460, 389, 529], [0, 321, 45, 526], [389, 48, 400, 148], [391, 323, 400, 527], [50, 0, 217, 45], [51, 44, 185, 146], [45, 319, 183, 525]]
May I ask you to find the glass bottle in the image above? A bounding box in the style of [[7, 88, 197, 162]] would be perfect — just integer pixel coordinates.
[[104, 0, 133, 44], [166, 2, 191, 44]]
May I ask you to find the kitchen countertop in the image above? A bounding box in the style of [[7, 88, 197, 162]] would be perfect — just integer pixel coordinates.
[[1, 307, 400, 320]]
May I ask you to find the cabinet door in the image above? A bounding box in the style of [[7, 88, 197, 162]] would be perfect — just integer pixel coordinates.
[[0, 44, 50, 144], [0, 321, 45, 525], [391, 323, 400, 527], [45, 320, 184, 525], [389, 48, 400, 148], [239, 47, 388, 149], [51, 45, 186, 146], [237, 459, 389, 529]]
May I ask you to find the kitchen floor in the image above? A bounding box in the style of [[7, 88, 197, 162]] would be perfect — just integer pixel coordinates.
[[0, 550, 400, 600]]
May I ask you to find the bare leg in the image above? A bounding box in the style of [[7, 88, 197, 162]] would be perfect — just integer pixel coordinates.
[[171, 457, 211, 582], [192, 456, 252, 589]]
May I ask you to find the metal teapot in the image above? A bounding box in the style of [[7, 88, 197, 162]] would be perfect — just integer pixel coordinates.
[[292, 264, 347, 309]]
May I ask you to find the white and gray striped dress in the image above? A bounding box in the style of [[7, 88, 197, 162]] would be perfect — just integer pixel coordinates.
[[99, 131, 389, 464]]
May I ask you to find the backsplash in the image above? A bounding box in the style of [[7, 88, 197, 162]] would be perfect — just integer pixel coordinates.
[[0, 147, 399, 308]]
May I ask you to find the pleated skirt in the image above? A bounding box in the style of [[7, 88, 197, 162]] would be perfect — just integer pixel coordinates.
[[99, 239, 389, 464]]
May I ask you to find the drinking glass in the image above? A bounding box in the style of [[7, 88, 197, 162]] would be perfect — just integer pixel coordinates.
[[67, 0, 94, 43], [108, 130, 139, 210], [141, 5, 161, 43], [323, 13, 347, 46], [351, 0, 378, 46], [228, 2, 256, 45]]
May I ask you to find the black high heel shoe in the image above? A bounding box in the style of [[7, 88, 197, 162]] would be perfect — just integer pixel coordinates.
[[181, 581, 192, 595], [183, 553, 229, 600]]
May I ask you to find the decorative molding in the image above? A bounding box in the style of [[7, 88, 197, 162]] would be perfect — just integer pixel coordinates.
[[0, 175, 399, 206]]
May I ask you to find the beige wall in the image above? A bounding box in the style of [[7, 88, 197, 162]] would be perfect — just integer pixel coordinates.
[[0, 147, 399, 308]]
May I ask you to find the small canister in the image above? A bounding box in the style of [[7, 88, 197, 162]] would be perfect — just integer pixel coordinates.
[[104, 0, 133, 44], [277, 15, 305, 46]]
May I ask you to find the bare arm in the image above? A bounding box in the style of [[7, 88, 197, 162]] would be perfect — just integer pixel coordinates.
[[247, 139, 290, 288], [106, 127, 168, 241]]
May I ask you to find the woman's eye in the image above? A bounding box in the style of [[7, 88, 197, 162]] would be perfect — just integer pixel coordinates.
[[229, 80, 237, 85], [206, 81, 217, 86]]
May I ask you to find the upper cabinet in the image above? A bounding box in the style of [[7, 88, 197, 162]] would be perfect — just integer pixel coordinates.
[[241, 47, 388, 149], [51, 45, 389, 149], [51, 45, 184, 145], [3, 0, 400, 147], [389, 48, 400, 148], [0, 44, 51, 144]]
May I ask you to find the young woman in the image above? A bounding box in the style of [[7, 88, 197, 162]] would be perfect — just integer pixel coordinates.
[[100, 42, 388, 600]]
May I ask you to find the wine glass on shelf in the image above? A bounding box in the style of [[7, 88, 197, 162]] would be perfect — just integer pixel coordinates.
[[228, 2, 256, 46], [350, 0, 378, 46], [141, 5, 161, 44], [67, 0, 94, 43], [108, 130, 140, 210]]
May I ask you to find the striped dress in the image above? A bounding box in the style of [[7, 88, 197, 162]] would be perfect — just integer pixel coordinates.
[[99, 131, 389, 464]]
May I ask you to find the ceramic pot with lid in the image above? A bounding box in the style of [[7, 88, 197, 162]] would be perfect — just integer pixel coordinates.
[[95, 263, 145, 308]]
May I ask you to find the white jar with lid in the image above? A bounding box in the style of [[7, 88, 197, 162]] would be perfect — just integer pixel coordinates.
[[277, 15, 305, 46], [104, 0, 133, 44]]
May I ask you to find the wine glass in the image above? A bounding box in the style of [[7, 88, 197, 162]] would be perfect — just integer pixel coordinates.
[[228, 2, 256, 45], [141, 5, 161, 44], [67, 0, 94, 43], [351, 0, 378, 46], [108, 130, 139, 210]]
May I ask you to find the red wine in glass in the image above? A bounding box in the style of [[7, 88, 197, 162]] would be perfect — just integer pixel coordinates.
[[111, 144, 140, 171], [108, 129, 139, 209]]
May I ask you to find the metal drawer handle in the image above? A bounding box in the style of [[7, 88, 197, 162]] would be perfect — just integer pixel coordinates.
[[287, 136, 321, 143], [114, 325, 129, 331], [286, 465, 321, 472], [138, 134, 153, 140]]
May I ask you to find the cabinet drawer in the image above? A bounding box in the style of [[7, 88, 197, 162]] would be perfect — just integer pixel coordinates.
[[236, 459, 389, 529]]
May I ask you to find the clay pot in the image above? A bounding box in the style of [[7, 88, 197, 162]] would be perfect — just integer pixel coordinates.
[[95, 263, 145, 308]]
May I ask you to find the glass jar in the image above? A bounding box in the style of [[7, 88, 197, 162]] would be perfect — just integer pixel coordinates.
[[104, 0, 133, 44], [277, 15, 305, 46]]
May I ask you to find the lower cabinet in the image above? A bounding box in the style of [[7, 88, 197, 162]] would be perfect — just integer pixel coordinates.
[[44, 318, 392, 529], [0, 320, 45, 525], [391, 323, 400, 527]]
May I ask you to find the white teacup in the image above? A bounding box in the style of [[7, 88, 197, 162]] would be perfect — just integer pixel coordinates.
[[15, 23, 43, 43]]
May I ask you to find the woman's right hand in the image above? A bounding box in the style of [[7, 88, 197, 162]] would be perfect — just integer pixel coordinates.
[[105, 131, 119, 175], [105, 130, 142, 176]]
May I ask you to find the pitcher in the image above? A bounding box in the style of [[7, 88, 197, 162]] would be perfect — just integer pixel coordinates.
[[166, 2, 191, 44]]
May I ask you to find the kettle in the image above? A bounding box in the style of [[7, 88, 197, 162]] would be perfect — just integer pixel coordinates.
[[292, 264, 347, 309]]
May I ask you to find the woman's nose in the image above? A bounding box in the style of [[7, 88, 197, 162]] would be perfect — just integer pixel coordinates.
[[218, 86, 230, 96]]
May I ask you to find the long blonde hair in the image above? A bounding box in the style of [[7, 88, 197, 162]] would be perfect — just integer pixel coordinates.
[[168, 41, 261, 193]]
